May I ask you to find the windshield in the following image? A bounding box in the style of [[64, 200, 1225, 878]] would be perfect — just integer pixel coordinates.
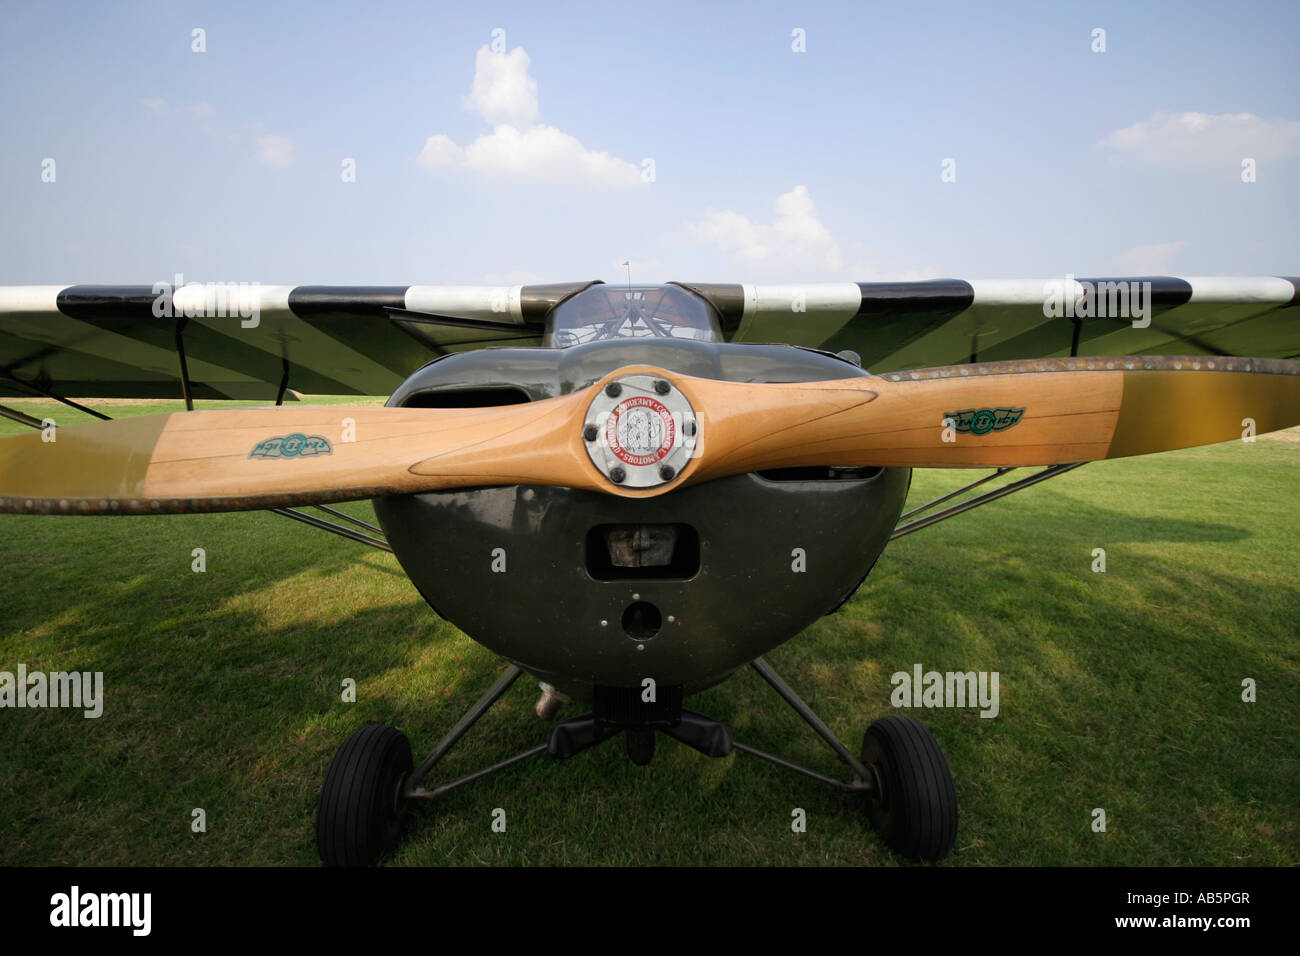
[[547, 284, 722, 347]]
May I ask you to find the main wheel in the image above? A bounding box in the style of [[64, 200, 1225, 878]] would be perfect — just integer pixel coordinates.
[[316, 724, 413, 867], [861, 714, 957, 861]]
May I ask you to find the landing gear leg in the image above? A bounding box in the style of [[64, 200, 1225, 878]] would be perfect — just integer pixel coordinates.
[[315, 665, 546, 866], [733, 657, 957, 862]]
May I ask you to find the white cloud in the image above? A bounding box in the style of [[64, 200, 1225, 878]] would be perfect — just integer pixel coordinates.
[[463, 45, 538, 125], [686, 186, 844, 274], [418, 45, 643, 189], [1109, 239, 1188, 274], [417, 134, 463, 169], [463, 124, 640, 187], [1099, 111, 1300, 166], [685, 186, 942, 280], [256, 134, 294, 168]]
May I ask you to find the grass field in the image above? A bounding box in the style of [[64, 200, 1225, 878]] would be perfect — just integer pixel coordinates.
[[0, 396, 1296, 866]]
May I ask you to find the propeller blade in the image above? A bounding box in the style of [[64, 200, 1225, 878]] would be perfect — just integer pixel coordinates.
[[678, 356, 1300, 479], [0, 356, 1295, 514], [0, 398, 603, 514]]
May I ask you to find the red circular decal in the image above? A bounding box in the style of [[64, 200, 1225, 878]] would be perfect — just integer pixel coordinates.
[[605, 396, 676, 467]]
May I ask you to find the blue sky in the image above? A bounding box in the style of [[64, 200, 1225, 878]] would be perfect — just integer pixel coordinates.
[[1, 0, 1296, 286]]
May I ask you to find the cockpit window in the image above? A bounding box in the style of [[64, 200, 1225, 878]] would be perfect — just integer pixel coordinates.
[[547, 284, 721, 347]]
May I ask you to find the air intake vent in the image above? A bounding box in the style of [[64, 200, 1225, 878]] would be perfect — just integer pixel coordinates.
[[406, 387, 531, 408]]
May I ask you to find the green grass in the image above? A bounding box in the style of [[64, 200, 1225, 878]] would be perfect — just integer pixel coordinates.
[[0, 397, 1296, 866]]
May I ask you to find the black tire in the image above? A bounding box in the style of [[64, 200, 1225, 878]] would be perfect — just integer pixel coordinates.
[[861, 714, 957, 861], [316, 724, 413, 867]]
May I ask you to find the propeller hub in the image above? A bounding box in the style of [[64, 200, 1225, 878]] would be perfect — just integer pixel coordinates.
[[583, 373, 698, 489]]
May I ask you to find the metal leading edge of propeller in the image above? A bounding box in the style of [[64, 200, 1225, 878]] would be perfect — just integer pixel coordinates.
[[582, 373, 698, 489]]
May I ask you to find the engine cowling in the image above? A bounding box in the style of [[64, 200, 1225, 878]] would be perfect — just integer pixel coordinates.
[[373, 338, 909, 701]]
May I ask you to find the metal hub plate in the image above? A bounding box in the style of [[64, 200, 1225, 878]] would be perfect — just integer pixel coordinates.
[[583, 373, 698, 488]]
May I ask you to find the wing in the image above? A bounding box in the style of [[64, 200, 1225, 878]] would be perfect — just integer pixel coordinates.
[[4, 277, 1297, 401], [680, 276, 1300, 370], [0, 282, 596, 400]]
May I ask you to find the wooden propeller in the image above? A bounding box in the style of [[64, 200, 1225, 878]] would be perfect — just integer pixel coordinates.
[[1, 356, 1296, 515]]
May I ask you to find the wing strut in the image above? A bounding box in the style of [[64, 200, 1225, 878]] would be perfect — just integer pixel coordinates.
[[891, 462, 1087, 540], [175, 317, 194, 411], [0, 373, 111, 420], [0, 404, 44, 429], [268, 506, 392, 552], [896, 467, 1016, 523]]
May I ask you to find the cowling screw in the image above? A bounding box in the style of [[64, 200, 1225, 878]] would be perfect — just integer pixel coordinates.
[[605, 382, 622, 398], [609, 466, 627, 484], [653, 379, 670, 395], [583, 424, 599, 442], [659, 465, 676, 481]]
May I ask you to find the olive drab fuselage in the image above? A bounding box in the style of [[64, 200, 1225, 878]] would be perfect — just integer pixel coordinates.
[[374, 337, 910, 701]]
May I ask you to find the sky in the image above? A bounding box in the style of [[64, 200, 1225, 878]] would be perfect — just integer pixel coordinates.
[[0, 0, 1297, 286]]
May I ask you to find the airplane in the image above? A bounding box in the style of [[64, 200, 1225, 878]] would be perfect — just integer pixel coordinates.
[[1, 275, 1297, 866]]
